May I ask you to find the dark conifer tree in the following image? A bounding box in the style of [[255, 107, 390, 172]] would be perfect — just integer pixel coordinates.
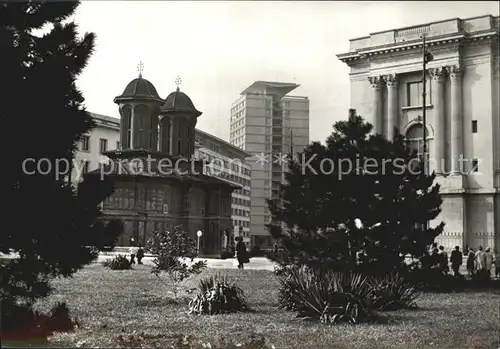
[[0, 1, 113, 307], [268, 110, 444, 273]]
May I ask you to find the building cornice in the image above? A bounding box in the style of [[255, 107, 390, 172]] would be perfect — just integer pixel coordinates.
[[338, 31, 498, 65]]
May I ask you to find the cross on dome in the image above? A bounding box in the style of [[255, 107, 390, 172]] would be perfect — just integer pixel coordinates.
[[137, 61, 144, 78], [175, 76, 182, 91]]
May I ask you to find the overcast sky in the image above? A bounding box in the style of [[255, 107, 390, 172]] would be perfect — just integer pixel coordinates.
[[74, 1, 498, 143]]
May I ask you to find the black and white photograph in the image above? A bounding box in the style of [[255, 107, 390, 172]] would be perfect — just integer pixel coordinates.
[[0, 1, 499, 348]]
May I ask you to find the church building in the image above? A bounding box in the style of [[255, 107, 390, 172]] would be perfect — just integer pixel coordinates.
[[338, 14, 499, 252], [84, 72, 236, 257]]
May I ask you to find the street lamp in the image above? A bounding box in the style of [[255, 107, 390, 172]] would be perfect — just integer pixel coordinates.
[[196, 230, 203, 254], [421, 34, 433, 178], [421, 34, 433, 233]]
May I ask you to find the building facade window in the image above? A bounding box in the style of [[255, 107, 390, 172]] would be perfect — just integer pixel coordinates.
[[406, 80, 431, 107], [472, 120, 478, 133], [81, 160, 89, 174], [472, 158, 479, 172], [405, 123, 430, 165], [116, 141, 120, 149], [99, 138, 108, 153], [81, 136, 90, 151]]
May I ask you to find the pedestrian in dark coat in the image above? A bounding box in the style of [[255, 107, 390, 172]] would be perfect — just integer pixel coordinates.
[[466, 248, 475, 277], [235, 237, 248, 269], [136, 244, 144, 265], [450, 246, 463, 277]]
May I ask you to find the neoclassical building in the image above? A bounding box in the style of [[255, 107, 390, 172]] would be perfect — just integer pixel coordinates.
[[83, 73, 236, 257], [338, 14, 499, 251]]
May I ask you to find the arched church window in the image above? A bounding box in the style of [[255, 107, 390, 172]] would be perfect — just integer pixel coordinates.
[[126, 113, 132, 148], [149, 115, 155, 150], [165, 120, 171, 154], [405, 123, 430, 167]]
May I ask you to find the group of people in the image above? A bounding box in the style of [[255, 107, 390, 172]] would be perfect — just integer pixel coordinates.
[[128, 238, 145, 265], [428, 243, 500, 279], [465, 246, 499, 279], [126, 236, 249, 268]]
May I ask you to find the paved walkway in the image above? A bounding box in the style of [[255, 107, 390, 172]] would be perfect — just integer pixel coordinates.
[[96, 252, 277, 271]]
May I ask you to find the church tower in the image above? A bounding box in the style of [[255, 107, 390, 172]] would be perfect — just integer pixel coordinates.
[[113, 62, 164, 152], [84, 65, 236, 256], [158, 77, 202, 158]]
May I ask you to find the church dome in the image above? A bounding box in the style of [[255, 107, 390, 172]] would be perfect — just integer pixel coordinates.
[[114, 76, 163, 103], [161, 88, 202, 117]]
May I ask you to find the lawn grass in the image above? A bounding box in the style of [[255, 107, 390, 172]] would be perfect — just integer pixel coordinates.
[[32, 263, 500, 349]]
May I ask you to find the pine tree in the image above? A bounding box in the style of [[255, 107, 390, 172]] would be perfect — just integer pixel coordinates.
[[0, 2, 113, 307], [268, 110, 444, 273]]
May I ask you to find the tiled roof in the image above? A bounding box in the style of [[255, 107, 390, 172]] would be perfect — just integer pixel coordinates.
[[114, 76, 163, 103], [161, 89, 202, 116]]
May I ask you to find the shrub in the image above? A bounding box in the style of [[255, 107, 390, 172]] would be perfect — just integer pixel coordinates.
[[1, 301, 77, 344], [220, 250, 234, 259], [277, 266, 420, 324], [369, 273, 419, 311], [250, 245, 264, 257], [46, 301, 78, 332], [277, 266, 374, 324], [188, 274, 249, 315], [103, 255, 131, 270], [147, 227, 207, 299]]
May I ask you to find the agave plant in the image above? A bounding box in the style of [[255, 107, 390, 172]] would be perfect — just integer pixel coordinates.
[[277, 266, 375, 324], [103, 255, 131, 270], [188, 274, 249, 315], [368, 273, 419, 311]]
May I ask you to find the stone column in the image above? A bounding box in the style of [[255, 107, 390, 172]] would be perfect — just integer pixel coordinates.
[[429, 67, 447, 175], [158, 116, 164, 152], [130, 105, 135, 150], [449, 65, 464, 175], [385, 74, 399, 140], [169, 116, 175, 156], [368, 76, 384, 136]]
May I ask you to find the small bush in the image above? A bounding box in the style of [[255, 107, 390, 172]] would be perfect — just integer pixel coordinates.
[[103, 255, 131, 270], [147, 227, 207, 299], [277, 266, 374, 324], [369, 273, 419, 311], [188, 274, 249, 315], [250, 245, 265, 257], [1, 301, 77, 344], [46, 301, 78, 332], [220, 250, 234, 259], [277, 266, 420, 324]]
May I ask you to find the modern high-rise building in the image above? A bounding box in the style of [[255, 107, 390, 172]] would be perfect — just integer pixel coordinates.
[[337, 14, 499, 252], [230, 81, 310, 248]]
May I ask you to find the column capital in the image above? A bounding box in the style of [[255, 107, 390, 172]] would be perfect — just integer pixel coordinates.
[[385, 73, 398, 87], [448, 65, 462, 81], [368, 76, 385, 90], [429, 67, 447, 82]]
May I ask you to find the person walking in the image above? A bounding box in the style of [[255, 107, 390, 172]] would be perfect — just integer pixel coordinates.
[[475, 246, 486, 278], [235, 237, 249, 269], [450, 246, 463, 277], [484, 247, 494, 280], [136, 244, 145, 265], [438, 246, 449, 274], [466, 248, 475, 277], [494, 252, 500, 279], [129, 244, 138, 265]]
